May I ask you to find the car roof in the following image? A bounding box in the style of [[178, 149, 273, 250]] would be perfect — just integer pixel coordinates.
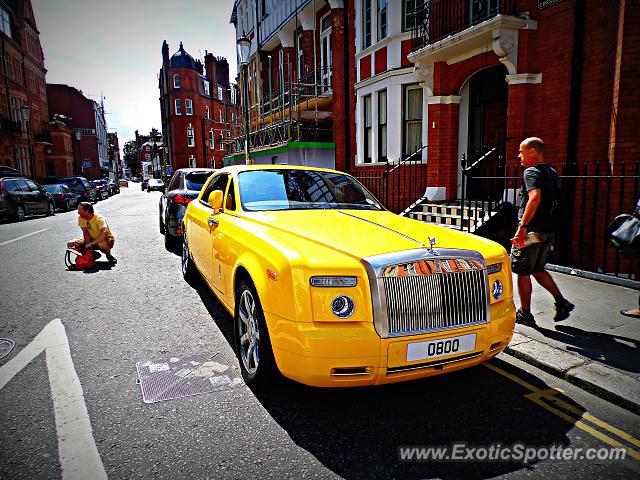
[[218, 164, 344, 175], [1, 176, 28, 181]]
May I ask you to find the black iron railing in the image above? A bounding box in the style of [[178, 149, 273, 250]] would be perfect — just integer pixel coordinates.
[[462, 160, 640, 279], [411, 0, 517, 51], [354, 146, 429, 214], [0, 116, 22, 135]]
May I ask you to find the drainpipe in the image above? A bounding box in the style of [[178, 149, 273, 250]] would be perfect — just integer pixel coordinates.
[[559, 1, 586, 264], [343, 2, 351, 174]]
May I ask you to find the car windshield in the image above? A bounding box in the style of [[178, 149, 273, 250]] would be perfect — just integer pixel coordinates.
[[149, 179, 163, 185], [238, 169, 383, 211], [59, 179, 84, 193], [43, 185, 59, 193], [185, 172, 211, 191]]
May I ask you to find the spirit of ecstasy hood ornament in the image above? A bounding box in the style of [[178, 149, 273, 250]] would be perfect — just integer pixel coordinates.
[[427, 236, 438, 255]]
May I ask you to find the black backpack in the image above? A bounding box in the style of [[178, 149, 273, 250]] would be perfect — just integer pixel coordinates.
[[529, 165, 561, 232]]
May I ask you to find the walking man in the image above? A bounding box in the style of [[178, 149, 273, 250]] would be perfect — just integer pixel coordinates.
[[511, 137, 573, 326], [67, 202, 117, 263]]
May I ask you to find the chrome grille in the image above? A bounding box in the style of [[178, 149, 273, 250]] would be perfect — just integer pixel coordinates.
[[382, 265, 488, 336]]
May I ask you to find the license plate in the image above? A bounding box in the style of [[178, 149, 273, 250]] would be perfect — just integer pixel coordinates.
[[406, 333, 476, 362]]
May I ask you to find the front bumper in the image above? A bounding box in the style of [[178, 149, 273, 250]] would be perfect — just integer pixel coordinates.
[[268, 299, 515, 387]]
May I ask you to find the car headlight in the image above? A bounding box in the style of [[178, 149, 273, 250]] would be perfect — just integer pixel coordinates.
[[310, 276, 357, 287], [492, 280, 503, 300], [331, 295, 355, 318]]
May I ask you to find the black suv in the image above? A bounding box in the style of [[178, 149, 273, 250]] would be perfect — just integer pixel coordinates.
[[0, 177, 56, 221], [159, 168, 215, 250], [56, 176, 97, 203]]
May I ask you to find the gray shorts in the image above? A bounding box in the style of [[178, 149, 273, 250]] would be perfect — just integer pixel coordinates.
[[510, 232, 555, 275]]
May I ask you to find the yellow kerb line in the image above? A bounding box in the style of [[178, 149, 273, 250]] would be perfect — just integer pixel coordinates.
[[484, 363, 640, 460]]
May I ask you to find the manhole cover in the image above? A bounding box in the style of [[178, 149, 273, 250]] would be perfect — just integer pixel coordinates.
[[0, 338, 15, 360], [136, 352, 243, 403]]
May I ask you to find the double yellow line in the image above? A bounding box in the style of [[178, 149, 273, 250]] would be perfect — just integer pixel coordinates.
[[485, 363, 640, 461]]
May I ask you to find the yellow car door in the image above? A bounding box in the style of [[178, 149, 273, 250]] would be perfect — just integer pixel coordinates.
[[190, 174, 230, 285], [211, 178, 239, 301]]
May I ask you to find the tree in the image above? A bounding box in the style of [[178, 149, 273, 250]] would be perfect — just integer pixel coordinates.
[[123, 140, 139, 176]]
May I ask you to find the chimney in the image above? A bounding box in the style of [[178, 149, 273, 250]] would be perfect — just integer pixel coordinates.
[[162, 40, 169, 67], [205, 53, 217, 89]]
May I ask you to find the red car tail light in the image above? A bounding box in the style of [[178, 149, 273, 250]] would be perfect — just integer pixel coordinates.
[[56, 194, 65, 199], [173, 194, 194, 205]]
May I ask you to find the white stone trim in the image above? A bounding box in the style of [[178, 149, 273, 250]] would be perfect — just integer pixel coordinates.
[[356, 31, 412, 60], [506, 73, 542, 85], [427, 95, 462, 104], [328, 0, 344, 9], [355, 66, 414, 90]]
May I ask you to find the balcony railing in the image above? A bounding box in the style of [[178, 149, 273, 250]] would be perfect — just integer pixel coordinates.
[[411, 0, 516, 51], [0, 116, 22, 135]]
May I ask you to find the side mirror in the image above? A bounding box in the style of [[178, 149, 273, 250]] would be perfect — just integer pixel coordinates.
[[207, 190, 224, 214]]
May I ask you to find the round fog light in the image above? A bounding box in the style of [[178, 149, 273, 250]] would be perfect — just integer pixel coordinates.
[[492, 280, 503, 300], [331, 295, 355, 319]]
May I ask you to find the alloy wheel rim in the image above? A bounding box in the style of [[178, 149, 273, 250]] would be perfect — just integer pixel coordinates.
[[17, 206, 24, 220], [238, 289, 260, 375], [49, 204, 54, 215]]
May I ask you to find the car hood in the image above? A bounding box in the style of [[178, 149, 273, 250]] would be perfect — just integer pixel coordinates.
[[244, 209, 501, 260]]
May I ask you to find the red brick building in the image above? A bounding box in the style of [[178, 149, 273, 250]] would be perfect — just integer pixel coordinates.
[[0, 0, 50, 181], [46, 84, 109, 180], [159, 41, 240, 171], [226, 0, 348, 167]]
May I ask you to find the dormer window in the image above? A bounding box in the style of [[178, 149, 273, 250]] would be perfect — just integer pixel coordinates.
[[173, 74, 181, 89], [203, 80, 210, 96], [217, 85, 224, 100]]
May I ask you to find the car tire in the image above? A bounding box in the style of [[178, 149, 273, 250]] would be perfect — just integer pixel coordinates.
[[165, 231, 177, 253], [46, 202, 55, 216], [181, 230, 197, 282], [159, 209, 165, 234], [65, 200, 70, 212], [234, 278, 279, 387], [15, 205, 25, 221]]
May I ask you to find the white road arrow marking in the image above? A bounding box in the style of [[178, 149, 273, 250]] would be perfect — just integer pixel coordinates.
[[0, 318, 107, 480]]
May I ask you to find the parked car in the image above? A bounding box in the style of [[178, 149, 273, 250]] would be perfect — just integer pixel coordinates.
[[159, 168, 214, 250], [141, 178, 149, 191], [43, 183, 79, 211], [0, 177, 56, 220], [108, 179, 120, 194], [90, 180, 109, 200], [147, 178, 165, 193], [56, 177, 97, 203], [181, 165, 516, 387], [0, 166, 21, 177]]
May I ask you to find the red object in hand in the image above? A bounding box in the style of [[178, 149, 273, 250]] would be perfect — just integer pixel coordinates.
[[510, 232, 541, 249]]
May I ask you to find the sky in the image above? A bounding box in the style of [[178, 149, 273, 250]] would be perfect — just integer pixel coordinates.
[[33, 0, 238, 153]]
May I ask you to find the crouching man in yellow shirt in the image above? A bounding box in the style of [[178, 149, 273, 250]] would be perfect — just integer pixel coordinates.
[[67, 201, 117, 263]]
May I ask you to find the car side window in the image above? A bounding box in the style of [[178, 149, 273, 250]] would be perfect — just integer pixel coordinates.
[[201, 174, 229, 207], [225, 179, 237, 211], [25, 180, 40, 191], [14, 180, 30, 191], [82, 180, 91, 189], [4, 180, 17, 192]]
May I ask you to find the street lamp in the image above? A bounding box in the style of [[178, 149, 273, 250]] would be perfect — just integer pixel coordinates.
[[236, 32, 251, 165], [20, 105, 35, 179], [73, 129, 84, 176]]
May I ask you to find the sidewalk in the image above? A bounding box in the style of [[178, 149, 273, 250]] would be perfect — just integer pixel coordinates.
[[505, 269, 640, 414]]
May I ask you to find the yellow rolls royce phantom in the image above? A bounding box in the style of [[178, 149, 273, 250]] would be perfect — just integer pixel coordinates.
[[181, 165, 516, 387]]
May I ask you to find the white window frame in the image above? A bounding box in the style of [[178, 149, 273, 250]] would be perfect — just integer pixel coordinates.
[[1, 7, 11, 38], [217, 85, 224, 99], [209, 128, 214, 149], [218, 110, 223, 123], [189, 155, 196, 168], [175, 99, 182, 115], [203, 80, 210, 96], [205, 105, 210, 119], [173, 74, 181, 89], [185, 99, 193, 115], [320, 12, 333, 91], [377, 0, 388, 41], [187, 125, 195, 147]]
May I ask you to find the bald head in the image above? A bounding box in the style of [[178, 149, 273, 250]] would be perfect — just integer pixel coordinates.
[[522, 137, 545, 154], [518, 137, 545, 167]]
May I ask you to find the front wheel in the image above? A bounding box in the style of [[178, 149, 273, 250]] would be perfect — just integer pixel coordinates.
[[15, 205, 25, 221], [46, 202, 55, 216], [234, 279, 279, 387], [65, 200, 70, 212]]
